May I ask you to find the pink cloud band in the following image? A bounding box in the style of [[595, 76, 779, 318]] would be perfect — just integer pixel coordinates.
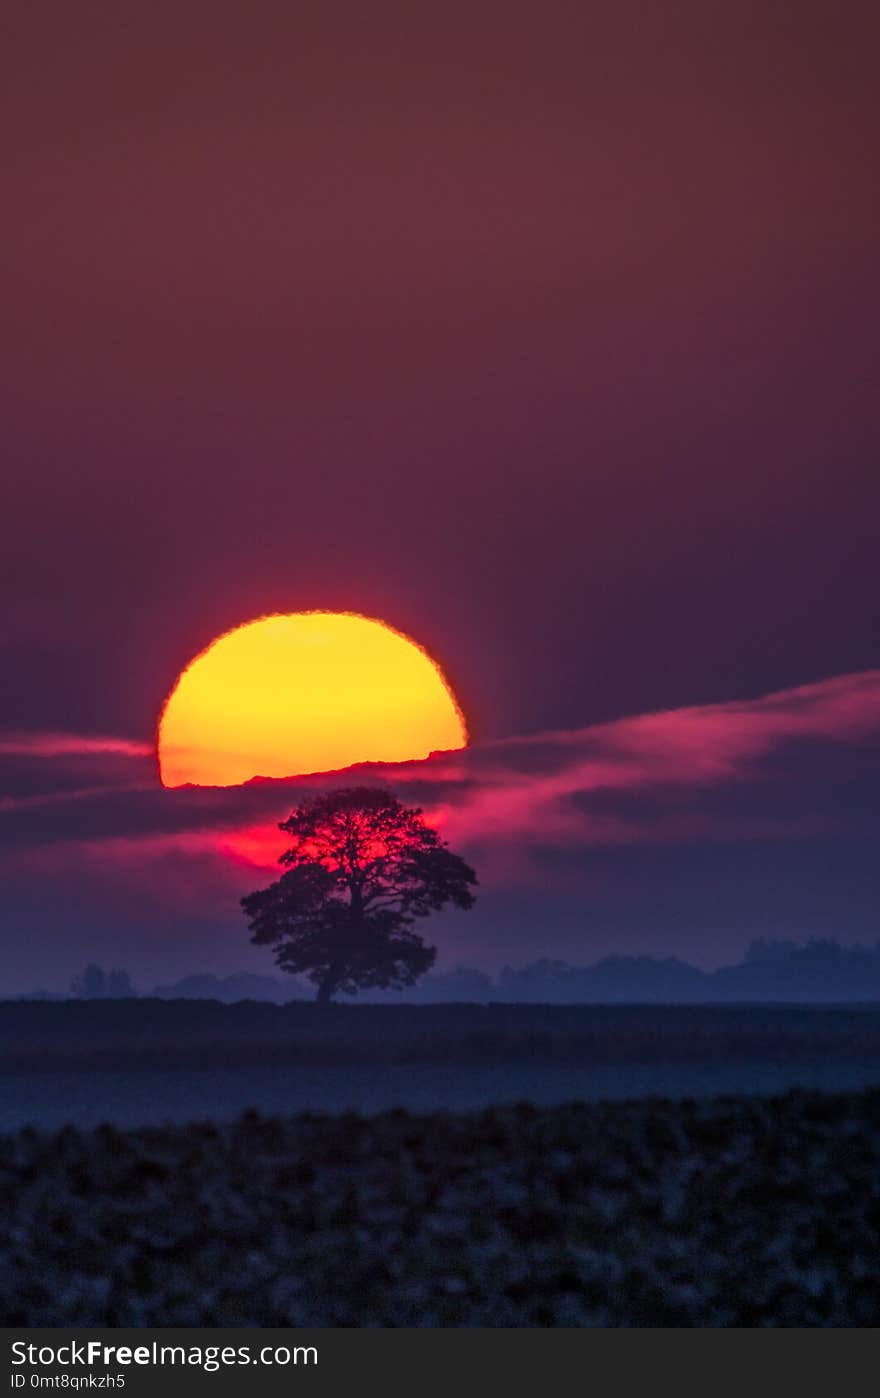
[[2, 671, 878, 885], [0, 732, 153, 758]]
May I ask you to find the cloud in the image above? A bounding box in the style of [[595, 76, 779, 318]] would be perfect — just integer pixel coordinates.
[[0, 783, 154, 815], [0, 732, 153, 758], [0, 731, 155, 810], [2, 670, 879, 987], [1, 671, 878, 882], [410, 669, 880, 853]]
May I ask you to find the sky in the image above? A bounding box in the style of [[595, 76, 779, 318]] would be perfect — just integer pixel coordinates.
[[2, 3, 879, 990]]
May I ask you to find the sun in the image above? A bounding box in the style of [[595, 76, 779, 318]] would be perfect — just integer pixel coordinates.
[[157, 611, 467, 788]]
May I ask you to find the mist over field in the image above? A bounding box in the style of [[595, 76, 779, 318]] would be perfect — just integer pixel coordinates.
[[3, 999, 880, 1131]]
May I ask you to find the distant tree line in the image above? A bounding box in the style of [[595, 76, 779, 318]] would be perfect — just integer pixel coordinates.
[[49, 939, 880, 1004], [70, 964, 135, 1000], [488, 940, 880, 1003], [326, 940, 880, 1003]]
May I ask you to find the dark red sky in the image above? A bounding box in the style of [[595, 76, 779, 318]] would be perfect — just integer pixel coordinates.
[[2, 3, 879, 988]]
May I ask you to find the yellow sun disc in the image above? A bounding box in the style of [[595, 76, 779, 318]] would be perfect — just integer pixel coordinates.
[[157, 611, 467, 788]]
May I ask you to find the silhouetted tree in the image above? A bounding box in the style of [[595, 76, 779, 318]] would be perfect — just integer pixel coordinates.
[[71, 963, 106, 998], [70, 964, 135, 999], [241, 787, 478, 1003]]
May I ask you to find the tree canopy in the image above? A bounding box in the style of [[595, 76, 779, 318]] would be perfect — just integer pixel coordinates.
[[241, 786, 477, 1002]]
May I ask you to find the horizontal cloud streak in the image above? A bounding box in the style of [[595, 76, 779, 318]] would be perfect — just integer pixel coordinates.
[[2, 671, 878, 988], [1, 671, 878, 877], [413, 670, 880, 851], [0, 732, 153, 758]]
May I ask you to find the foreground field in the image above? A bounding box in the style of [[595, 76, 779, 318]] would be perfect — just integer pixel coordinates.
[[2, 1089, 879, 1326]]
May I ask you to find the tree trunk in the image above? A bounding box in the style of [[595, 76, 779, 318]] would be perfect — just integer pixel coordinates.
[[315, 967, 342, 1004]]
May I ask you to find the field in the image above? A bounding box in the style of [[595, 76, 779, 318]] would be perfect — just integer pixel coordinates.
[[2, 1002, 879, 1325], [5, 999, 880, 1073], [4, 1001, 880, 1131], [2, 1089, 879, 1326]]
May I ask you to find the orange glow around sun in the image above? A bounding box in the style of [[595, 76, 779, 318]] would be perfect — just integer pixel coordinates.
[[157, 612, 467, 788]]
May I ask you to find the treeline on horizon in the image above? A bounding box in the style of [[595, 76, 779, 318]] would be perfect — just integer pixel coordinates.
[[17, 938, 880, 1005]]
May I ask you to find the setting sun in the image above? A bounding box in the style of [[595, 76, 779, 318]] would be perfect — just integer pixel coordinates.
[[157, 612, 467, 788]]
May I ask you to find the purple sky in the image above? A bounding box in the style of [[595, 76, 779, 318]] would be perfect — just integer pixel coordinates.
[[2, 3, 879, 990]]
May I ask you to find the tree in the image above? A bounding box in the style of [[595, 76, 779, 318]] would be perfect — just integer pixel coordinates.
[[71, 963, 107, 999], [241, 786, 478, 1003], [70, 964, 135, 999]]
